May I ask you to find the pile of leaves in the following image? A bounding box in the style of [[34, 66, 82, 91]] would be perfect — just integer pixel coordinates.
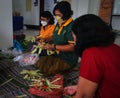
[[31, 43, 55, 55], [20, 69, 63, 97]]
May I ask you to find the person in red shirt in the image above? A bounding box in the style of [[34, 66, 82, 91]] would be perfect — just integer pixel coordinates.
[[64, 14, 120, 98]]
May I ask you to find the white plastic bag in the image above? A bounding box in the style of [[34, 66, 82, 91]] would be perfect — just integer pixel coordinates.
[[13, 53, 39, 67], [1, 48, 22, 57]]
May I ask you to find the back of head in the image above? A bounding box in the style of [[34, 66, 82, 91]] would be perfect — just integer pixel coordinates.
[[53, 1, 73, 20], [41, 11, 54, 24], [72, 14, 116, 56]]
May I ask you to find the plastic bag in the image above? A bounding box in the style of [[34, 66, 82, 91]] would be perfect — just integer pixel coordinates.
[[12, 48, 22, 56], [1, 48, 22, 57], [13, 40, 23, 51], [13, 53, 39, 67]]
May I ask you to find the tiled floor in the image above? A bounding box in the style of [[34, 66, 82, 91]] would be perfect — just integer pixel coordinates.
[[24, 29, 39, 36], [13, 29, 39, 37]]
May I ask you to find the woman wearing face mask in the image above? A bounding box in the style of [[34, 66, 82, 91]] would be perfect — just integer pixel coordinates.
[[35, 1, 78, 75], [27, 11, 55, 51], [36, 11, 55, 43]]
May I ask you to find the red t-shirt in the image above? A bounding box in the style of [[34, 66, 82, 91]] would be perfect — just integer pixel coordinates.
[[80, 44, 120, 98]]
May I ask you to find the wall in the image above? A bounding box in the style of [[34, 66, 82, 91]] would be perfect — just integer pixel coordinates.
[[113, 0, 120, 14], [71, 0, 101, 19], [12, 0, 40, 25], [12, 0, 22, 13], [0, 0, 13, 50], [44, 0, 55, 13], [12, 0, 101, 25], [112, 16, 120, 30], [12, 0, 120, 30], [111, 0, 120, 30], [23, 0, 40, 25], [70, 0, 89, 19], [88, 0, 120, 30], [88, 0, 100, 15]]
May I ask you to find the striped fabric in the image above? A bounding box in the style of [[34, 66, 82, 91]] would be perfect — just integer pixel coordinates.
[[0, 59, 36, 98], [0, 54, 79, 98]]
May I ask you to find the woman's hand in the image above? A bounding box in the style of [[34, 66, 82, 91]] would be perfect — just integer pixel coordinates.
[[39, 38, 45, 43], [64, 85, 77, 96], [41, 44, 54, 50], [41, 43, 75, 51]]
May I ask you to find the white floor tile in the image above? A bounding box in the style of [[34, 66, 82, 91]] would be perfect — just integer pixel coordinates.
[[24, 29, 39, 37]]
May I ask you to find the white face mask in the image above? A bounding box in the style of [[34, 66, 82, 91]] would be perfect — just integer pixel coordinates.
[[56, 16, 61, 21], [41, 21, 47, 26], [56, 16, 64, 24]]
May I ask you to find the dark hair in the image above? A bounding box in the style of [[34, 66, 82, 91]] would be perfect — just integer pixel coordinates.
[[41, 11, 54, 25], [53, 1, 73, 20], [72, 14, 116, 57]]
